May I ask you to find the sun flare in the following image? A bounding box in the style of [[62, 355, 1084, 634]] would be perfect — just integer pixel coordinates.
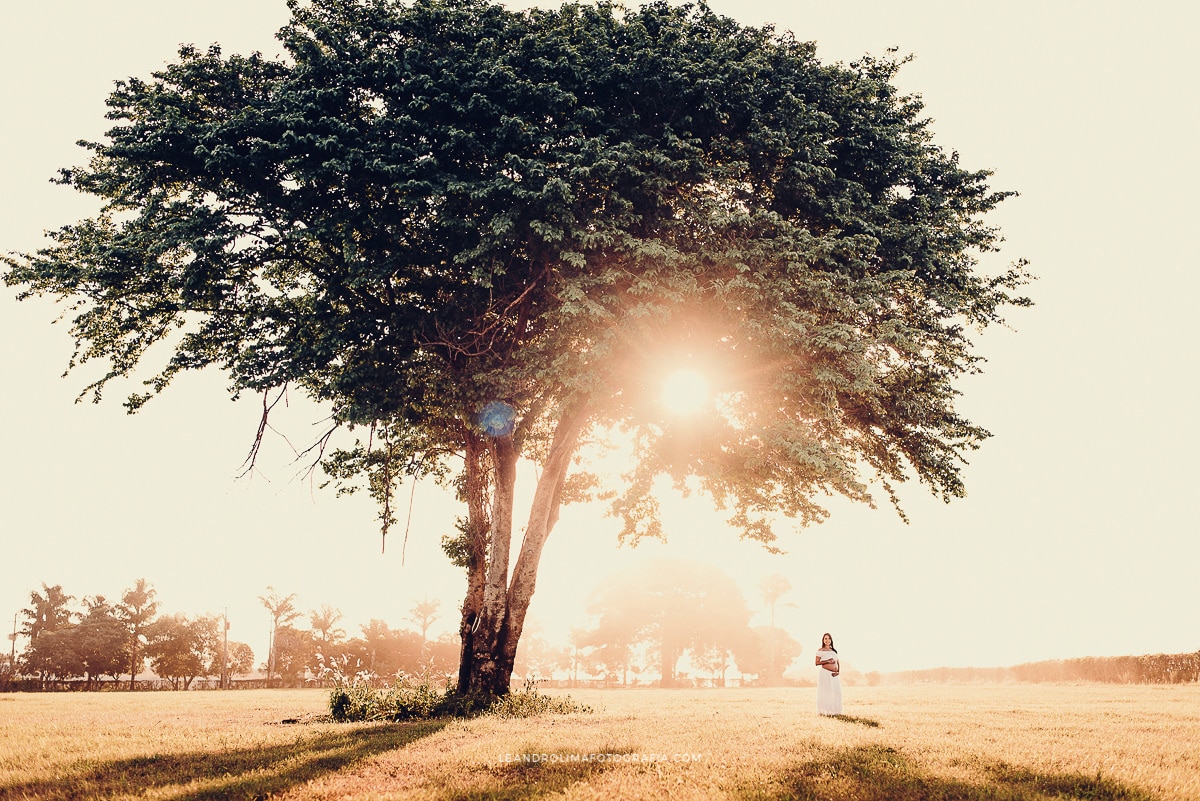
[[661, 368, 711, 416]]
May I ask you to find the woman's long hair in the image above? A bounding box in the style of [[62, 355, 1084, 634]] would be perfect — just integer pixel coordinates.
[[821, 632, 837, 653]]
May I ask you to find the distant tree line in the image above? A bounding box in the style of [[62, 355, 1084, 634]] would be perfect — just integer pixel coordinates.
[[261, 591, 459, 688], [887, 651, 1200, 685], [2, 581, 254, 691], [512, 561, 805, 688], [1, 581, 459, 691], [2, 563, 808, 691]]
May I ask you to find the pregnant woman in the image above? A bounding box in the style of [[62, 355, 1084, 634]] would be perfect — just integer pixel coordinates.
[[815, 632, 842, 716]]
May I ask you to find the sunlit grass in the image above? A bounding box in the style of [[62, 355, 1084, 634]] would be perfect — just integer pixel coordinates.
[[1, 685, 1198, 800]]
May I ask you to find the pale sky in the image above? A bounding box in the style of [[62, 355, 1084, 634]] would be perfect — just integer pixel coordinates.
[[2, 0, 1197, 676]]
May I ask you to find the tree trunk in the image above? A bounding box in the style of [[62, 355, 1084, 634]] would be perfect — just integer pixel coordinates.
[[661, 639, 674, 687], [455, 406, 587, 699], [456, 432, 494, 694], [129, 634, 139, 691]]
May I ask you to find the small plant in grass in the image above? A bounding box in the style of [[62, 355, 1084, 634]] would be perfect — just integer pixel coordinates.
[[489, 678, 593, 718], [315, 653, 386, 722], [318, 653, 463, 722]]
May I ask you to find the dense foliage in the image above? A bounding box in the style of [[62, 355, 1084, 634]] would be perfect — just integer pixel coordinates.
[[3, 0, 1030, 695]]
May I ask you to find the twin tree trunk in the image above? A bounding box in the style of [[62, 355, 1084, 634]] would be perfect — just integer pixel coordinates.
[[456, 407, 587, 698]]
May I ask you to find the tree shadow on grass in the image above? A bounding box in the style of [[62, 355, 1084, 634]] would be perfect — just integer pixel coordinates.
[[741, 744, 1161, 801], [829, 714, 881, 728], [449, 751, 621, 801], [0, 720, 446, 801]]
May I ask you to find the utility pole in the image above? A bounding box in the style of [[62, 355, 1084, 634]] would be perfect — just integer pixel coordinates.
[[221, 608, 229, 690], [266, 616, 275, 689], [769, 597, 777, 688], [8, 611, 16, 667]]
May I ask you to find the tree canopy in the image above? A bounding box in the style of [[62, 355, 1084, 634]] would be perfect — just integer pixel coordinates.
[[3, 0, 1030, 695]]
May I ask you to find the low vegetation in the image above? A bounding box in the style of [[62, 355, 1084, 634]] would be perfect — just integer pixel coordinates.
[[328, 676, 593, 722], [2, 684, 1198, 800]]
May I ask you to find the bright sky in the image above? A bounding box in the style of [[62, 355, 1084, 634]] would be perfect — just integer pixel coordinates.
[[2, 0, 1197, 676]]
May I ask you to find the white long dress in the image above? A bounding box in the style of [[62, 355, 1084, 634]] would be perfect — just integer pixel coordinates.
[[816, 648, 842, 716]]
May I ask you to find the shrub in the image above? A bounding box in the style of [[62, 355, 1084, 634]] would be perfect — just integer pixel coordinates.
[[489, 679, 593, 718], [325, 674, 591, 722]]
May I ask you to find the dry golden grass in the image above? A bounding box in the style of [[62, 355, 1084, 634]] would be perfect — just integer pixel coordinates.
[[1, 684, 1198, 800]]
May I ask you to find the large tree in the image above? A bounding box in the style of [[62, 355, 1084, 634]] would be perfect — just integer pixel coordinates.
[[2, 0, 1030, 698]]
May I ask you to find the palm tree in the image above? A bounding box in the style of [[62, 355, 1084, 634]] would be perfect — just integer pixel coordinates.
[[309, 604, 345, 649], [118, 579, 158, 690], [758, 574, 793, 686], [21, 583, 74, 641], [259, 587, 300, 688], [407, 598, 441, 647]]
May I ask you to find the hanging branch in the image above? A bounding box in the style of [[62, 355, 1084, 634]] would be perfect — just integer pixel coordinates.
[[238, 384, 290, 478]]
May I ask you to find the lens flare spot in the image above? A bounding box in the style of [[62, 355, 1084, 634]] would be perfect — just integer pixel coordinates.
[[661, 369, 711, 415]]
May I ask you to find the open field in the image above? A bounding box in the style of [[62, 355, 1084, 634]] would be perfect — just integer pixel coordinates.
[[1, 684, 1198, 800]]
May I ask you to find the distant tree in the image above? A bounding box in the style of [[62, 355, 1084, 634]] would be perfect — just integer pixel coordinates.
[[309, 604, 346, 650], [692, 643, 732, 686], [0, 653, 14, 689], [758, 575, 792, 622], [757, 574, 793, 686], [423, 634, 461, 679], [343, 619, 423, 680], [585, 642, 629, 686], [585, 559, 753, 687], [271, 625, 316, 686], [259, 587, 300, 688], [145, 614, 220, 690], [117, 578, 159, 690], [566, 627, 603, 687], [21, 627, 79, 687], [513, 628, 570, 682], [20, 584, 73, 642], [734, 626, 802, 686], [226, 641, 255, 679], [19, 584, 76, 688], [576, 624, 631, 686], [3, 0, 1030, 702], [407, 598, 441, 646], [74, 595, 128, 690], [226, 641, 255, 678]]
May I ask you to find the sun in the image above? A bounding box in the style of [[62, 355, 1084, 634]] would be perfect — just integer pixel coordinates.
[[661, 368, 711, 416]]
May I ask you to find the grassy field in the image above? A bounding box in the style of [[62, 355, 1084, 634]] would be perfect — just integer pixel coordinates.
[[1, 684, 1198, 800]]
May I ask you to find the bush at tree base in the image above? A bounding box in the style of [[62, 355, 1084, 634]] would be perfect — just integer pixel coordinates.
[[328, 677, 591, 722]]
